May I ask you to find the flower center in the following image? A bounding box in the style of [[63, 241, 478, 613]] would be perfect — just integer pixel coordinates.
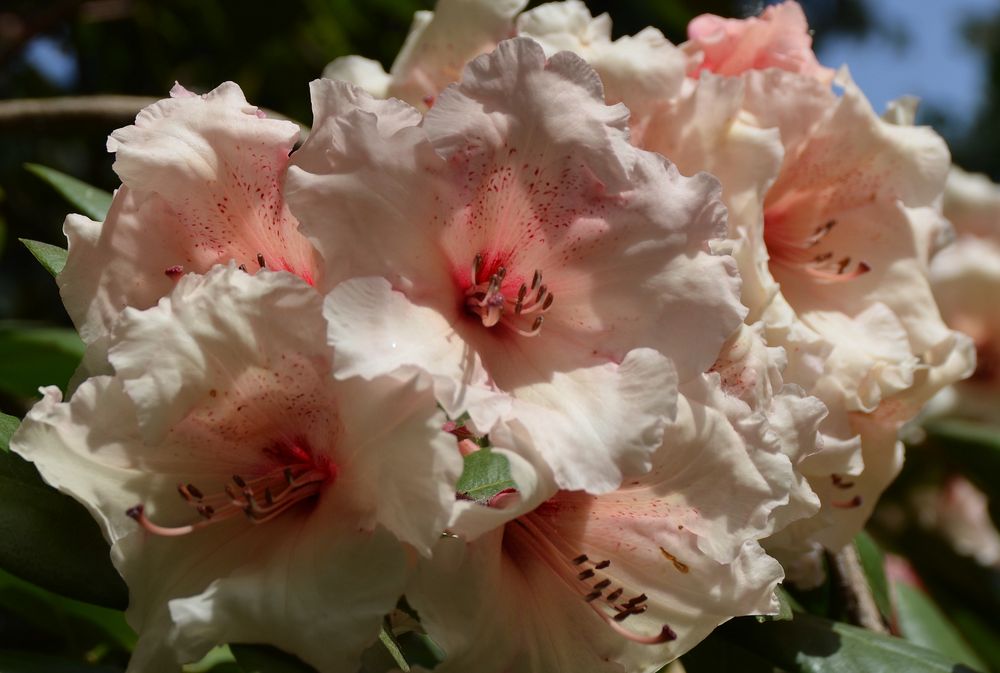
[[464, 254, 554, 337], [127, 440, 333, 536], [504, 509, 676, 645], [764, 216, 871, 282]]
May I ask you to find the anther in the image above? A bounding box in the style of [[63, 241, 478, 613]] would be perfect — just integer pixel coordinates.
[[257, 253, 266, 268], [238, 264, 248, 273], [472, 254, 482, 283], [625, 593, 648, 607], [186, 483, 204, 500], [594, 579, 612, 590], [531, 270, 542, 290], [232, 475, 247, 488], [606, 588, 623, 601], [573, 554, 589, 565], [585, 590, 603, 602], [595, 559, 611, 570], [578, 568, 596, 580], [832, 495, 863, 509]]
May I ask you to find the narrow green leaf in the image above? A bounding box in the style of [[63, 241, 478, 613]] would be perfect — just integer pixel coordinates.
[[230, 644, 318, 673], [0, 566, 134, 658], [720, 611, 983, 673], [892, 581, 987, 671], [923, 420, 1000, 498], [0, 651, 121, 673], [0, 411, 18, 451], [25, 163, 113, 221], [0, 324, 85, 397], [185, 646, 238, 673], [455, 448, 516, 503], [0, 450, 128, 609], [20, 238, 69, 277], [945, 604, 1000, 673], [855, 532, 892, 622]]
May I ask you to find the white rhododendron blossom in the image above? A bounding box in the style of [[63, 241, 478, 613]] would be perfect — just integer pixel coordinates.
[[364, 0, 972, 576], [928, 167, 1000, 420], [11, 266, 462, 672], [288, 38, 747, 494], [667, 4, 974, 570], [324, 0, 526, 108], [406, 332, 823, 670], [59, 82, 319, 361]]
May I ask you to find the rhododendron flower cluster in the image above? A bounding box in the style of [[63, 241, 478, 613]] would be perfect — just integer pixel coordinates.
[[8, 1, 976, 671]]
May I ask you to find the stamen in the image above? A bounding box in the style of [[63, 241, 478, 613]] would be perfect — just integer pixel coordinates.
[[765, 215, 871, 283], [464, 256, 555, 337], [128, 461, 330, 537], [510, 514, 675, 645]]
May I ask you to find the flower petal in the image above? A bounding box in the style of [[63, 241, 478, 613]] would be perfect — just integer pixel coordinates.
[[59, 82, 318, 354]]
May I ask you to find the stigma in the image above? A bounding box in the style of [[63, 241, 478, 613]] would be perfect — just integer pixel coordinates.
[[465, 254, 555, 337]]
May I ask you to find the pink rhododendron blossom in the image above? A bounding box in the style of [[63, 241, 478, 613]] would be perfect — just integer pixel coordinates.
[[288, 38, 746, 494], [11, 266, 461, 672], [324, 0, 527, 108], [405, 354, 814, 671], [927, 167, 1000, 420], [59, 82, 319, 362], [683, 1, 835, 84]]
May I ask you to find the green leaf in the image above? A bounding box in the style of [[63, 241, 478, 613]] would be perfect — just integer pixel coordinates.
[[0, 411, 18, 451], [395, 632, 444, 670], [922, 420, 1000, 499], [682, 630, 789, 673], [455, 448, 516, 503], [855, 531, 892, 623], [21, 238, 69, 277], [230, 644, 318, 673], [25, 163, 113, 221], [944, 603, 1000, 673], [757, 586, 795, 623], [0, 324, 85, 397], [185, 646, 238, 673], [0, 449, 128, 609], [0, 651, 122, 673], [0, 567, 134, 662], [892, 581, 987, 671], [720, 611, 983, 673]]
